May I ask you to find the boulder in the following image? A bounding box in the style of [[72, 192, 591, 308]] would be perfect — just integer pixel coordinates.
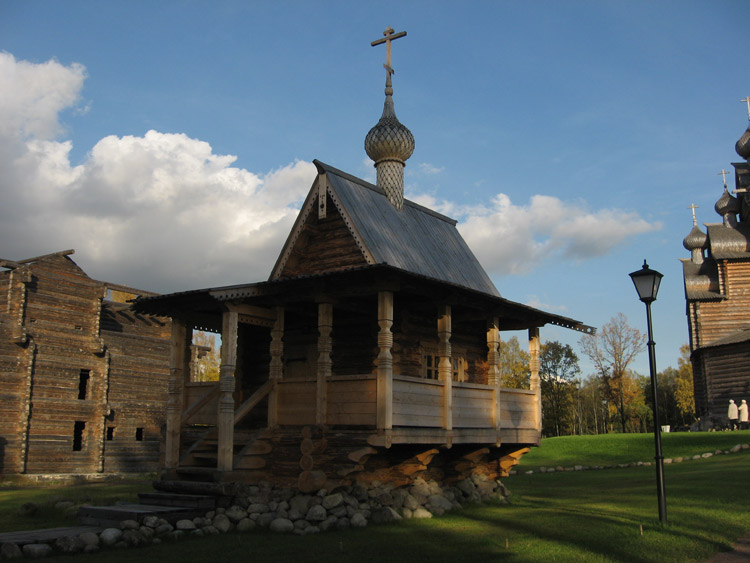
[[1, 542, 23, 560], [322, 493, 343, 510], [213, 513, 232, 533], [54, 535, 85, 554], [306, 504, 327, 522], [270, 518, 295, 533], [17, 502, 39, 517], [412, 507, 433, 519], [351, 513, 367, 528], [99, 528, 123, 546], [237, 518, 256, 532], [175, 519, 196, 531], [22, 544, 52, 559]]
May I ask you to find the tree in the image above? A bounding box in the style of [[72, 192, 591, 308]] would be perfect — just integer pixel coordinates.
[[675, 344, 696, 421], [498, 336, 530, 389], [192, 331, 221, 382], [540, 341, 581, 436], [579, 313, 646, 432]]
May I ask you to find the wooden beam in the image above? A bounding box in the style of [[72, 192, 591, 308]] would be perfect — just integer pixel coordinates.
[[316, 303, 333, 426], [487, 317, 501, 431], [267, 307, 284, 428], [377, 291, 394, 438], [217, 311, 238, 471], [438, 305, 453, 433], [165, 320, 190, 469], [528, 327, 541, 433]]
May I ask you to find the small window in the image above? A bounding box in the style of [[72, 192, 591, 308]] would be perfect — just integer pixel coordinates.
[[73, 421, 86, 451], [135, 427, 144, 441], [106, 427, 114, 441], [78, 369, 90, 400]]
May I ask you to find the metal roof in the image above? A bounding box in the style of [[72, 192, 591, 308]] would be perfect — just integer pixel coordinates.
[[316, 161, 501, 297], [705, 223, 750, 260]]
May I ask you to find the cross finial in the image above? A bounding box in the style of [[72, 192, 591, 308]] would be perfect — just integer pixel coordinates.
[[718, 169, 730, 190], [688, 203, 699, 226], [742, 97, 750, 121], [372, 27, 407, 88]]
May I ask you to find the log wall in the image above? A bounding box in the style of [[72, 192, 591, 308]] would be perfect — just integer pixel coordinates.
[[0, 254, 171, 475]]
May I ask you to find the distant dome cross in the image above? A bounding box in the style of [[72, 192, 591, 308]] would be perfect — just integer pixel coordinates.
[[718, 169, 729, 189], [742, 97, 750, 121], [372, 27, 407, 82], [688, 203, 699, 226]]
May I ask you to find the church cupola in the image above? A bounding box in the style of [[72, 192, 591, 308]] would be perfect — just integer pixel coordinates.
[[715, 170, 739, 227], [365, 27, 415, 210], [736, 96, 750, 161], [683, 204, 707, 264]]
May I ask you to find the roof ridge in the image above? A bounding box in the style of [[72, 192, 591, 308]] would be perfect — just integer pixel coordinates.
[[313, 159, 457, 226]]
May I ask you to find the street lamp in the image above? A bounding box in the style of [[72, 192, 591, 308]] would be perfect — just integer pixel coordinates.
[[629, 260, 667, 524]]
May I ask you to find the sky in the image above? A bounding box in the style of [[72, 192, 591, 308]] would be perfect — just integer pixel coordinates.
[[1, 0, 749, 377]]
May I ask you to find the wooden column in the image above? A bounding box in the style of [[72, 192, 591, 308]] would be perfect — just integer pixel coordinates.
[[438, 305, 453, 433], [316, 303, 333, 426], [487, 317, 501, 432], [267, 307, 284, 428], [377, 292, 394, 435], [528, 327, 542, 432], [217, 310, 238, 472], [165, 320, 191, 469]]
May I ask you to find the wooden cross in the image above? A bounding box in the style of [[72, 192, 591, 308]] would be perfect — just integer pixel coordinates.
[[688, 203, 699, 225], [742, 97, 750, 120], [718, 169, 729, 189], [372, 27, 407, 77]]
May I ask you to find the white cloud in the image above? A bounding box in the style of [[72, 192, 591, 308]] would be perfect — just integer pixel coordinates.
[[0, 52, 659, 295], [421, 192, 661, 277], [0, 53, 314, 292]]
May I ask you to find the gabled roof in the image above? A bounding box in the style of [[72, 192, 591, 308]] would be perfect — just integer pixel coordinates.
[[705, 222, 750, 260], [681, 258, 722, 301], [271, 161, 500, 297]]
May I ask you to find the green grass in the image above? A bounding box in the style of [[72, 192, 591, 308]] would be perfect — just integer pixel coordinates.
[[3, 435, 749, 562], [0, 476, 149, 532], [517, 430, 750, 470]]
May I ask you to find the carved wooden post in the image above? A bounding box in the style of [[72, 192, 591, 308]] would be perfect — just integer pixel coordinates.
[[165, 320, 191, 469], [487, 317, 501, 432], [316, 303, 333, 426], [267, 307, 284, 428], [438, 305, 453, 433], [528, 327, 542, 432], [218, 310, 238, 472], [377, 291, 394, 435]]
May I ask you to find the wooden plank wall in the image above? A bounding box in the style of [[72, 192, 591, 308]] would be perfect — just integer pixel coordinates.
[[182, 383, 220, 425], [276, 380, 317, 425], [392, 376, 443, 427], [327, 377, 376, 426], [698, 342, 750, 419], [452, 383, 494, 428], [499, 389, 538, 431]]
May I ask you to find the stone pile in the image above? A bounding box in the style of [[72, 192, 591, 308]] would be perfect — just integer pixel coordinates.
[[0, 474, 510, 559]]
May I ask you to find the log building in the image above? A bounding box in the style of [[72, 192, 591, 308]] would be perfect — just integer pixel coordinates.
[[135, 29, 592, 491], [0, 250, 171, 474], [681, 104, 750, 423]]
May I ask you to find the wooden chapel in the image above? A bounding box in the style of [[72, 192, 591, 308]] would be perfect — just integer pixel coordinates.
[[135, 28, 592, 492]]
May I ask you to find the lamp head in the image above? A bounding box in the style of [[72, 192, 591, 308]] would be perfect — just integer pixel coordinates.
[[629, 260, 663, 303]]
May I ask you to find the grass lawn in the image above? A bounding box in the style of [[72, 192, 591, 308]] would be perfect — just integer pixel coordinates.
[[516, 430, 750, 470], [3, 434, 748, 562]]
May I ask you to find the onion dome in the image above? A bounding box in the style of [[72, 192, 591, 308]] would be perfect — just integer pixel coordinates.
[[365, 94, 415, 166], [683, 224, 707, 252], [736, 122, 750, 160], [715, 187, 740, 216]]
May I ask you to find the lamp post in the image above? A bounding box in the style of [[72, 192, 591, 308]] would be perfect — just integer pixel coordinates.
[[629, 260, 667, 524]]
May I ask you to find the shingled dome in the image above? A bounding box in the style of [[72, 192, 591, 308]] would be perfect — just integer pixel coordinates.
[[683, 223, 708, 251], [364, 97, 415, 165], [736, 122, 750, 160], [714, 187, 740, 217]]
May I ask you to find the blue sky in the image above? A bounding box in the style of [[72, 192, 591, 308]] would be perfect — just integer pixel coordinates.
[[1, 0, 748, 376]]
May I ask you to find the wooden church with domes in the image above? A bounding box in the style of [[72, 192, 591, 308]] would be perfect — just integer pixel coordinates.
[[681, 99, 750, 425], [135, 28, 591, 491]]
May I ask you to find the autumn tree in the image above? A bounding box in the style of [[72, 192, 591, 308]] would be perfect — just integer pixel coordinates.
[[191, 331, 221, 382], [540, 341, 581, 436], [498, 336, 530, 389], [675, 344, 696, 421], [579, 313, 646, 433]]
